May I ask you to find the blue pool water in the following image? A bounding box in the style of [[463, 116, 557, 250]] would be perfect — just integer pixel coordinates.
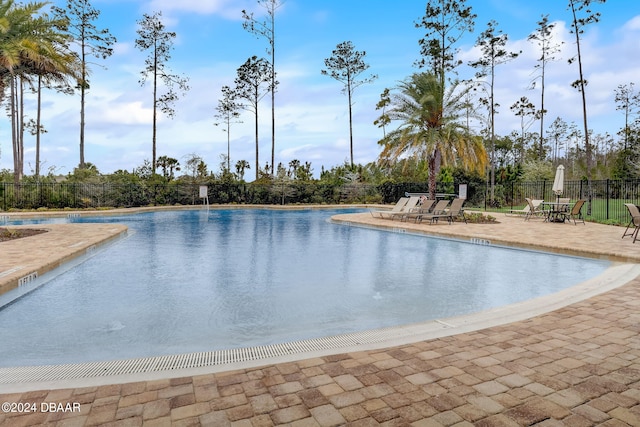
[[0, 208, 609, 367]]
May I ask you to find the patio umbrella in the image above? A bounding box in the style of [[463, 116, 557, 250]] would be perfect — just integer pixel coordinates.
[[552, 165, 565, 203]]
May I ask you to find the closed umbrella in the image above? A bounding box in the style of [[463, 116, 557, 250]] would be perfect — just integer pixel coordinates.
[[552, 165, 565, 204]]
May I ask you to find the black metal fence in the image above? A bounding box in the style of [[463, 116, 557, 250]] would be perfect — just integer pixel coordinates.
[[1, 179, 639, 224], [499, 179, 640, 224]]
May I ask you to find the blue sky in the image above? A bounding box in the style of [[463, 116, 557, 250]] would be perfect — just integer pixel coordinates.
[[1, 0, 639, 178]]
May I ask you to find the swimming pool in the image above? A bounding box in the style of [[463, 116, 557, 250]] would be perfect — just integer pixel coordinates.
[[0, 208, 609, 367]]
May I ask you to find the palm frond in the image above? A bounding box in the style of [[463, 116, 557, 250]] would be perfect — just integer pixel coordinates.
[[377, 72, 488, 196]]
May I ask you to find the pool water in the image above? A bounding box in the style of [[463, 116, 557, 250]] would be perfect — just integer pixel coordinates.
[[0, 208, 609, 367]]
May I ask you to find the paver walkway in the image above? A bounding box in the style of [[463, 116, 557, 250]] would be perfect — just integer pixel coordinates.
[[1, 208, 640, 426]]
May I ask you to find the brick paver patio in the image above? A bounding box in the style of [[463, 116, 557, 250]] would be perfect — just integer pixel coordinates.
[[1, 207, 639, 426]]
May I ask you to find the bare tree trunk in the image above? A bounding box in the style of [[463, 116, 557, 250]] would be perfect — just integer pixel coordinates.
[[11, 76, 25, 184], [36, 76, 42, 177], [255, 106, 259, 181], [227, 117, 231, 172], [270, 9, 276, 176], [490, 68, 496, 202], [11, 77, 19, 184], [539, 63, 546, 158], [575, 45, 591, 177], [569, 0, 592, 213], [152, 50, 158, 173], [19, 79, 24, 177], [80, 64, 86, 169], [348, 84, 354, 168], [428, 150, 441, 200]]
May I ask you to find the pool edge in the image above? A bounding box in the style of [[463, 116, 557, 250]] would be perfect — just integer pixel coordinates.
[[1, 262, 638, 393]]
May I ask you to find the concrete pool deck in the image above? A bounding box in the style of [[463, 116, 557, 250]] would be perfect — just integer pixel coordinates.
[[1, 207, 640, 425]]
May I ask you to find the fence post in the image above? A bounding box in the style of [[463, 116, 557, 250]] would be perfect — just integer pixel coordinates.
[[578, 180, 581, 200], [510, 181, 514, 208], [606, 179, 610, 220]]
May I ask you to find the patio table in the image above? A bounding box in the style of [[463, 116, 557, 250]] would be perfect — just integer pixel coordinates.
[[541, 201, 574, 223]]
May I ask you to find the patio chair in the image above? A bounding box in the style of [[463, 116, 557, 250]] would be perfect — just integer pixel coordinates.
[[387, 196, 422, 221], [560, 199, 586, 225], [370, 197, 409, 218], [421, 199, 465, 224], [404, 198, 436, 222], [408, 199, 448, 223], [524, 198, 545, 221], [622, 203, 640, 242], [506, 203, 531, 216], [417, 197, 436, 213], [558, 198, 571, 213], [443, 198, 467, 224]]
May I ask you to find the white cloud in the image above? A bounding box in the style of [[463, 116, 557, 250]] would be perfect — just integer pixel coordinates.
[[622, 15, 640, 32], [102, 102, 153, 125], [279, 144, 320, 159], [454, 14, 640, 140], [146, 0, 252, 19]]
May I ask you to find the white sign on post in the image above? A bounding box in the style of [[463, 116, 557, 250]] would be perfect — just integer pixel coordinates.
[[199, 186, 208, 198], [458, 184, 467, 200]]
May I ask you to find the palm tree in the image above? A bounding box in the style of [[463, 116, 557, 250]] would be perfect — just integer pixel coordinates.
[[21, 18, 79, 178], [156, 155, 180, 180], [235, 159, 250, 182], [0, 0, 79, 183], [0, 0, 43, 180], [378, 72, 487, 199]]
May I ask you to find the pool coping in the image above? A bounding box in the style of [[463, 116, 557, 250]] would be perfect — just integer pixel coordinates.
[[1, 205, 639, 392]]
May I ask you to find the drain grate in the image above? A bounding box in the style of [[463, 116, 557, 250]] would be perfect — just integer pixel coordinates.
[[0, 324, 426, 385]]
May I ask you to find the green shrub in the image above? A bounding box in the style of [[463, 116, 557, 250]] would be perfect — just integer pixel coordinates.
[[463, 212, 497, 223]]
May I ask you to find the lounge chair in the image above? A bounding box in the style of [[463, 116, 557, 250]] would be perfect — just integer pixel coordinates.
[[506, 204, 531, 216], [413, 200, 449, 223], [419, 198, 436, 212], [404, 198, 436, 222], [420, 199, 466, 224], [622, 203, 640, 242], [561, 199, 586, 224], [524, 198, 545, 221], [439, 198, 466, 224], [370, 197, 409, 218], [387, 196, 422, 221]]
